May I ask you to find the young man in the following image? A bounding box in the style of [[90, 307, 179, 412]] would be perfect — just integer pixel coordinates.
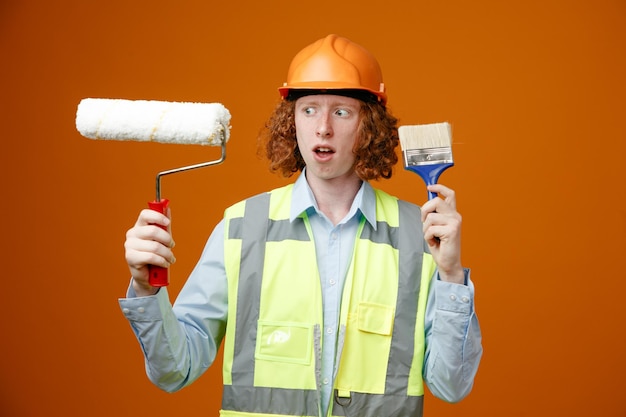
[[121, 34, 482, 417]]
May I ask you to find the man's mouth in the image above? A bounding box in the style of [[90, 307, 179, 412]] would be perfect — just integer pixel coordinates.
[[315, 147, 334, 154]]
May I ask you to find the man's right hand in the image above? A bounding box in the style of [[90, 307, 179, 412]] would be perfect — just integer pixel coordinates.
[[124, 208, 176, 296]]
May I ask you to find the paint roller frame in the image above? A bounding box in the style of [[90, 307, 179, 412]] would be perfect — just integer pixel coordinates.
[[154, 132, 227, 203], [147, 127, 228, 288]]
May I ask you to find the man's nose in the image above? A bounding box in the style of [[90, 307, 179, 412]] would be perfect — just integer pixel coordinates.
[[316, 113, 333, 137]]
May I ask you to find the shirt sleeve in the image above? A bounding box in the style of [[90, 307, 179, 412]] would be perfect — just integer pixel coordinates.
[[422, 268, 483, 402], [118, 220, 228, 393]]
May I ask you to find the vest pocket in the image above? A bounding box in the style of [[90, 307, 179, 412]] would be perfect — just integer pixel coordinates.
[[357, 302, 395, 336], [255, 320, 313, 365]]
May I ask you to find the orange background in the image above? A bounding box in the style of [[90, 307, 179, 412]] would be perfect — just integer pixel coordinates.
[[1, 0, 625, 415]]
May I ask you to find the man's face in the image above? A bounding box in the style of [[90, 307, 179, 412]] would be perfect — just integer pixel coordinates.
[[294, 94, 361, 183]]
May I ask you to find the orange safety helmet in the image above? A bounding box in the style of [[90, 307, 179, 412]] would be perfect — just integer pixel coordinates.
[[278, 34, 388, 105]]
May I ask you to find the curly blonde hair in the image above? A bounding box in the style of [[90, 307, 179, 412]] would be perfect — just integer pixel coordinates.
[[258, 96, 399, 181]]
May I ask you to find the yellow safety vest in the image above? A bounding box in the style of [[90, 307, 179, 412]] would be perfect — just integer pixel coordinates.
[[221, 184, 435, 417]]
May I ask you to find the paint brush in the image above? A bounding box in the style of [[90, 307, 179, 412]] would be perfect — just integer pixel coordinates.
[[399, 122, 454, 200]]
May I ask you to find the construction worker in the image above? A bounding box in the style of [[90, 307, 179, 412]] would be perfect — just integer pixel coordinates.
[[121, 34, 482, 417]]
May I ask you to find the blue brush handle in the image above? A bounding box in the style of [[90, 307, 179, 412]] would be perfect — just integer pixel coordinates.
[[406, 162, 454, 200]]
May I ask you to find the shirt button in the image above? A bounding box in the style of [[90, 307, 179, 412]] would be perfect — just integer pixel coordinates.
[[461, 296, 470, 303], [122, 308, 130, 314], [323, 378, 329, 385], [329, 279, 336, 286], [326, 327, 333, 334], [449, 294, 457, 302], [137, 307, 145, 313], [331, 233, 338, 240]]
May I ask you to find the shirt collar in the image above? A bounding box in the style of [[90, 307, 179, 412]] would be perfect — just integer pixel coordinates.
[[290, 169, 378, 229]]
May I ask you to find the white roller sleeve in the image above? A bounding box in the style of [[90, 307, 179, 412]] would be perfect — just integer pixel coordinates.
[[76, 98, 231, 145]]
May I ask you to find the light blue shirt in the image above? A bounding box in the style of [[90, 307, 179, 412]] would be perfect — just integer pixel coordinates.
[[290, 173, 371, 415], [120, 172, 482, 414]]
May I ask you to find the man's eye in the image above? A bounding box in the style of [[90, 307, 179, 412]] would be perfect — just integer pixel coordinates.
[[304, 107, 315, 115], [336, 109, 349, 116]]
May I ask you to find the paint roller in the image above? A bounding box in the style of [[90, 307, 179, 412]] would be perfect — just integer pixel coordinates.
[[76, 98, 232, 287]]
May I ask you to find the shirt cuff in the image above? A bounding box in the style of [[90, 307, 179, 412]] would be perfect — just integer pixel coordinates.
[[433, 268, 473, 314], [118, 284, 171, 322]]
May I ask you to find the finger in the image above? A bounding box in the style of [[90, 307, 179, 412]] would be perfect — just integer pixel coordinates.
[[125, 238, 176, 267], [423, 213, 462, 235], [420, 198, 438, 222], [424, 223, 457, 242], [126, 248, 175, 270], [421, 197, 453, 222], [423, 226, 443, 246], [423, 210, 462, 227], [423, 211, 462, 239], [136, 209, 171, 228], [125, 235, 175, 257], [426, 184, 456, 209], [127, 224, 174, 248]]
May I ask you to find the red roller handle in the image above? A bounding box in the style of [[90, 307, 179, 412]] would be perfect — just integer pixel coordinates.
[[147, 199, 171, 287]]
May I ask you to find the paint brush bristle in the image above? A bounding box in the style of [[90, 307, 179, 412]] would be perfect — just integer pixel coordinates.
[[399, 122, 452, 156]]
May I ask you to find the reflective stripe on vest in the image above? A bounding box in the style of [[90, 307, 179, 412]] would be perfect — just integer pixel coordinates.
[[221, 185, 435, 417]]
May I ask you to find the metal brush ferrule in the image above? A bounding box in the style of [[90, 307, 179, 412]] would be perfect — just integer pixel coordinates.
[[403, 147, 453, 166]]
